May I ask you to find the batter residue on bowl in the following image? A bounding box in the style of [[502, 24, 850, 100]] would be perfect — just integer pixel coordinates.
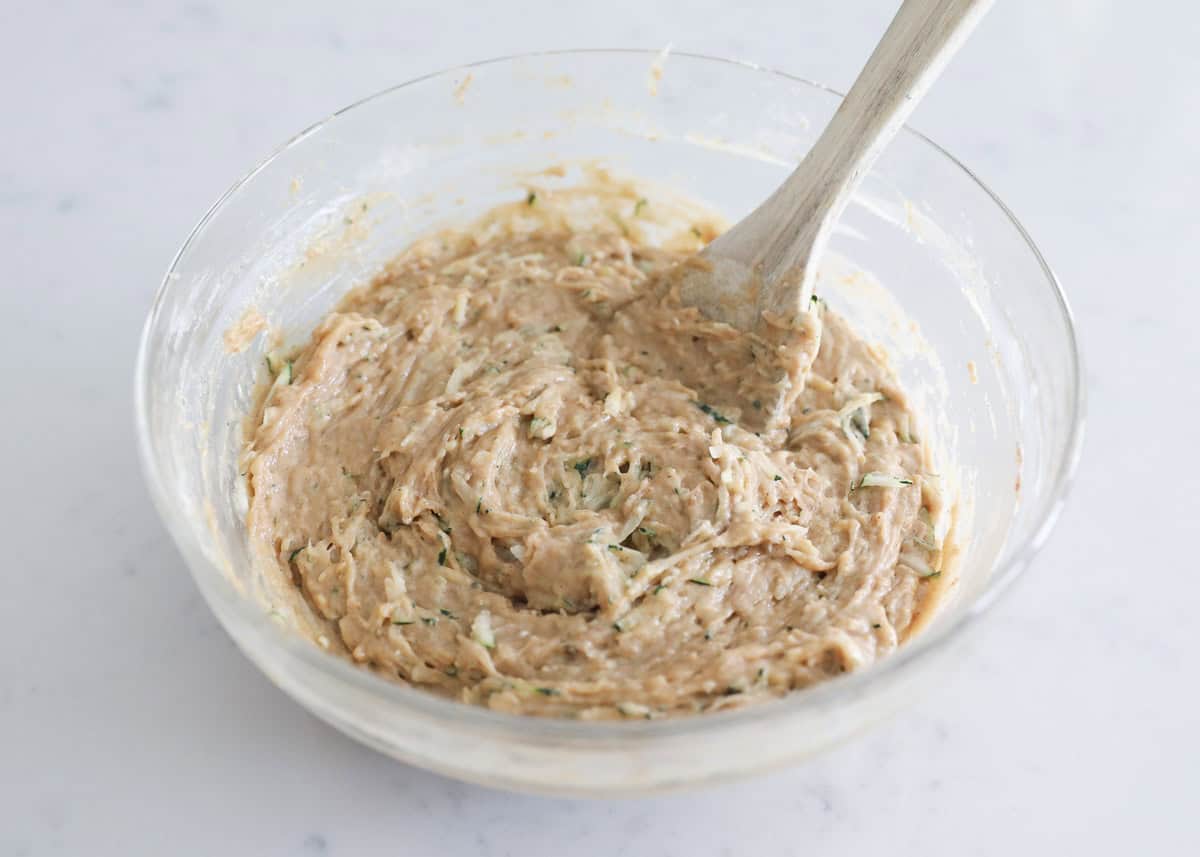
[[244, 179, 946, 719]]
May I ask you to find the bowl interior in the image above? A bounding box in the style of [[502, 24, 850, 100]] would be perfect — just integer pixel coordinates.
[[137, 50, 1082, 793]]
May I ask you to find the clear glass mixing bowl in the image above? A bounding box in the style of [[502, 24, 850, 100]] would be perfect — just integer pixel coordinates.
[[135, 50, 1084, 796]]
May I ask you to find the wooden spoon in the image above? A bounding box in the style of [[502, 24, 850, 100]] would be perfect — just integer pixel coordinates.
[[680, 0, 993, 431]]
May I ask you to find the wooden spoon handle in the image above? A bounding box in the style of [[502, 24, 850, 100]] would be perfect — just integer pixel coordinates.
[[709, 0, 993, 310]]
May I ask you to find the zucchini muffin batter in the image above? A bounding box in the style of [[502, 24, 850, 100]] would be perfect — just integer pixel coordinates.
[[245, 185, 945, 719]]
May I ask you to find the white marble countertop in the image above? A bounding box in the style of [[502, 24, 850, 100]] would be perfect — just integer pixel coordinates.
[[3, 1, 1196, 853]]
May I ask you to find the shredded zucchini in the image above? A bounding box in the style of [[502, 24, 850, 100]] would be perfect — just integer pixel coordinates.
[[693, 401, 732, 425], [900, 550, 940, 578], [471, 611, 496, 649], [857, 471, 913, 489], [838, 392, 884, 444]]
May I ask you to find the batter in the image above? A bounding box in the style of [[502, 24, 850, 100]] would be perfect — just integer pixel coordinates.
[[244, 183, 945, 719]]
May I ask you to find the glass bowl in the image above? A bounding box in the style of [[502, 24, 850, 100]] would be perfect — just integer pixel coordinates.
[[135, 50, 1084, 796]]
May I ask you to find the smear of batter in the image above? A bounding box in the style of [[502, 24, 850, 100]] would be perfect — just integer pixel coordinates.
[[244, 180, 946, 719]]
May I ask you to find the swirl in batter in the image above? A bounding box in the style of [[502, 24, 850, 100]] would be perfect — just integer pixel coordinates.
[[245, 184, 946, 718]]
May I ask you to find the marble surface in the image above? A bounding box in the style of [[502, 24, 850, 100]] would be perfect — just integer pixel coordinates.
[[2, 1, 1196, 853]]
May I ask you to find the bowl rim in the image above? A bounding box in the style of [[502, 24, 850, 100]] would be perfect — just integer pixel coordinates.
[[135, 47, 1087, 744]]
